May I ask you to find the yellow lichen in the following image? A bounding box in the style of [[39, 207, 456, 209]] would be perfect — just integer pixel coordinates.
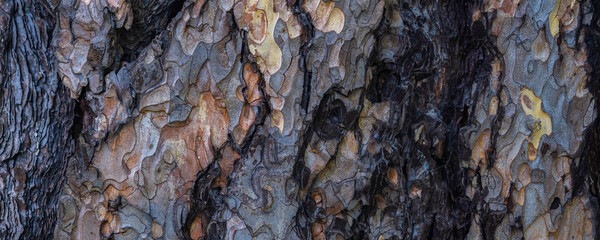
[[302, 0, 345, 34], [270, 109, 284, 133], [313, 0, 335, 29], [549, 0, 578, 37], [549, 0, 561, 37], [519, 87, 552, 161], [248, 9, 267, 44], [322, 7, 345, 34], [471, 129, 491, 168], [245, 0, 283, 75]]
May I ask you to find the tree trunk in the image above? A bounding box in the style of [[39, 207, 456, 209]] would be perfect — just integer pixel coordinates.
[[0, 0, 74, 239], [0, 0, 598, 239]]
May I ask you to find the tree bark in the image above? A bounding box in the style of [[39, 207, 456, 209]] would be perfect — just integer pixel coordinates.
[[0, 0, 599, 239], [0, 0, 74, 239]]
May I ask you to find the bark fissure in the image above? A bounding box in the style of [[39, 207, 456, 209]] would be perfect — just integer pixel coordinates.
[[577, 0, 600, 232]]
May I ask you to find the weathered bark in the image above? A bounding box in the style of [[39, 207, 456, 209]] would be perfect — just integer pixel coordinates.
[[0, 0, 599, 239], [0, 0, 74, 239]]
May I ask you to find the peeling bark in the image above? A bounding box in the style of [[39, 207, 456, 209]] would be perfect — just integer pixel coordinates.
[[0, 0, 599, 239]]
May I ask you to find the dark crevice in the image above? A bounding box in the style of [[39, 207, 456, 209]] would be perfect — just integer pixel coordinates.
[[578, 0, 600, 197], [576, 1, 600, 237], [351, 0, 498, 238], [183, 16, 274, 239], [291, 87, 352, 191], [70, 87, 89, 140], [287, 2, 321, 227], [291, 0, 315, 113], [111, 0, 185, 71], [181, 160, 223, 240], [293, 88, 361, 239], [236, 30, 273, 155]]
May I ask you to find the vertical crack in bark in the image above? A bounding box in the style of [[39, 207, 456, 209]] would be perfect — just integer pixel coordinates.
[[291, 1, 315, 113], [577, 0, 600, 234], [234, 30, 273, 154], [183, 24, 276, 239], [289, 0, 317, 197], [183, 160, 223, 240]]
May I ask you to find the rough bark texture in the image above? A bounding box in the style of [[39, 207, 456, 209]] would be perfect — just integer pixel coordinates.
[[0, 0, 599, 239], [0, 0, 75, 239]]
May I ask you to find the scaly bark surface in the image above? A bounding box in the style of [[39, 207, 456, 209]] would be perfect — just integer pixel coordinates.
[[0, 0, 74, 239], [0, 0, 599, 239]]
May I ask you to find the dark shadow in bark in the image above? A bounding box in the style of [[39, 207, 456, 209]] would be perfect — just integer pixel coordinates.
[[576, 1, 600, 237], [113, 0, 186, 69], [351, 0, 498, 238]]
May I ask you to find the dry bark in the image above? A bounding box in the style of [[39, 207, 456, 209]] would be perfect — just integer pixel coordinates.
[[0, 0, 75, 239], [0, 0, 599, 239]]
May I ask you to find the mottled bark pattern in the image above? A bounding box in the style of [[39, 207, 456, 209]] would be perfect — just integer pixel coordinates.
[[467, 0, 597, 238], [0, 0, 599, 239]]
